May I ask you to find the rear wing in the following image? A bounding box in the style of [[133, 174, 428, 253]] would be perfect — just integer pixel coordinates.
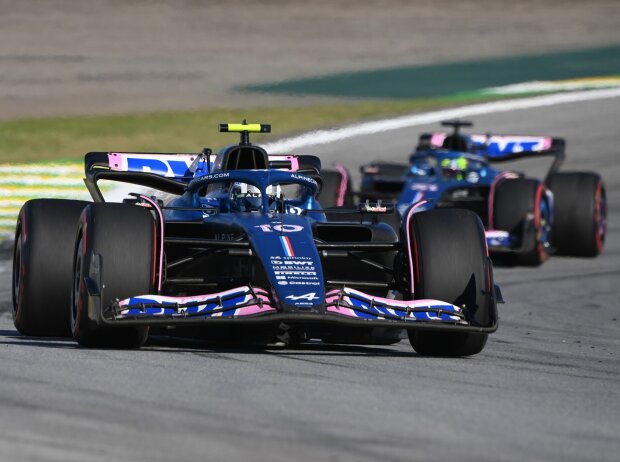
[[84, 151, 322, 202], [416, 132, 566, 178]]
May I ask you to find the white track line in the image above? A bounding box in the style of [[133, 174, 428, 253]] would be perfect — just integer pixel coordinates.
[[262, 88, 620, 152], [1, 87, 619, 233]]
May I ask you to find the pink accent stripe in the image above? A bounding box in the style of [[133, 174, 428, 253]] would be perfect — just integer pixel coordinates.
[[325, 295, 357, 317], [268, 155, 299, 171], [334, 164, 349, 207], [430, 133, 447, 147], [138, 195, 165, 293], [404, 200, 430, 295], [107, 153, 197, 175], [108, 153, 123, 170], [326, 288, 460, 310], [324, 288, 462, 318], [487, 171, 520, 230], [233, 302, 276, 316], [119, 286, 270, 306]]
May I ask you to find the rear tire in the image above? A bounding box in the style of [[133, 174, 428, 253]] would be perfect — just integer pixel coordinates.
[[12, 199, 89, 337], [493, 178, 550, 266], [405, 208, 494, 357], [546, 172, 606, 257], [71, 203, 154, 348]]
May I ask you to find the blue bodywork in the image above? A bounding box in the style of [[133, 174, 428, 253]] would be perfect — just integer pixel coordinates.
[[360, 128, 561, 255], [83, 139, 483, 331], [165, 169, 327, 312]]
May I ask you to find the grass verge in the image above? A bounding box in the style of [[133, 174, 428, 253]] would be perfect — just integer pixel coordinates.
[[0, 94, 526, 164]]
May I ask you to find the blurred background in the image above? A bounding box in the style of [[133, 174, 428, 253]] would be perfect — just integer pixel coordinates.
[[2, 0, 619, 119], [2, 0, 619, 238]]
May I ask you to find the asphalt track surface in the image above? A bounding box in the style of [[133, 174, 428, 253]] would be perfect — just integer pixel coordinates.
[[0, 98, 619, 461]]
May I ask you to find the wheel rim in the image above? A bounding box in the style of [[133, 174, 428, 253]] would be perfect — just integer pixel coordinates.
[[594, 183, 607, 252]]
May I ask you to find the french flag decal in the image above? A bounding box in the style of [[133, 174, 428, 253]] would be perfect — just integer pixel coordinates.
[[279, 235, 295, 257]]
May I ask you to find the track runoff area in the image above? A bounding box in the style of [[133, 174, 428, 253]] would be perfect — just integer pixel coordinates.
[[262, 87, 620, 152], [1, 87, 620, 241]]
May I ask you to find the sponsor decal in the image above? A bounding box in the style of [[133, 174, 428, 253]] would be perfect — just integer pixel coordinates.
[[410, 183, 438, 192], [469, 135, 552, 154], [213, 233, 235, 241], [285, 292, 320, 306], [285, 292, 320, 301], [202, 172, 231, 180], [275, 271, 316, 275], [286, 206, 304, 215], [428, 134, 552, 154], [109, 154, 194, 177], [270, 255, 320, 286], [291, 173, 318, 186], [282, 281, 320, 286]]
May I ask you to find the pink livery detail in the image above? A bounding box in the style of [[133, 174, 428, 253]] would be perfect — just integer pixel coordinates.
[[137, 195, 165, 292], [472, 134, 553, 152], [117, 286, 275, 318], [484, 230, 510, 240], [325, 287, 464, 322], [108, 153, 197, 177], [268, 155, 300, 172], [404, 200, 430, 294], [334, 164, 349, 207], [427, 133, 553, 152], [430, 132, 448, 147]]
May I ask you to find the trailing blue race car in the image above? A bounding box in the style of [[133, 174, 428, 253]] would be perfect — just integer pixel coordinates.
[[359, 120, 607, 266], [12, 123, 500, 356]]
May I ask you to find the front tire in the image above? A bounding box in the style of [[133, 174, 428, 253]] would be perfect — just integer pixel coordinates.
[[546, 172, 606, 257], [71, 203, 155, 348], [12, 199, 89, 337], [404, 208, 494, 357]]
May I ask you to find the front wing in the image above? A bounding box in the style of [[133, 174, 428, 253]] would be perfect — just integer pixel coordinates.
[[97, 285, 496, 334]]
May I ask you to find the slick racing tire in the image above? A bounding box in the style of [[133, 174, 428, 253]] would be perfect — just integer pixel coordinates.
[[12, 199, 89, 337], [405, 208, 494, 357], [546, 172, 606, 257], [493, 178, 551, 266], [71, 203, 154, 348]]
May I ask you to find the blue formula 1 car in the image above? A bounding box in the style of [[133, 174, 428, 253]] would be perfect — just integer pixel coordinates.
[[12, 123, 500, 357], [359, 120, 607, 266]]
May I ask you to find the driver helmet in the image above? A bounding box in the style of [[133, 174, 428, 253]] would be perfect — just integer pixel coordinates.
[[230, 182, 262, 211], [230, 183, 283, 211], [410, 156, 437, 176], [440, 156, 468, 180]]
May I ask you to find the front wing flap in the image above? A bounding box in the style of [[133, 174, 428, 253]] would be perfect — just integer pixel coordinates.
[[98, 285, 495, 333]]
